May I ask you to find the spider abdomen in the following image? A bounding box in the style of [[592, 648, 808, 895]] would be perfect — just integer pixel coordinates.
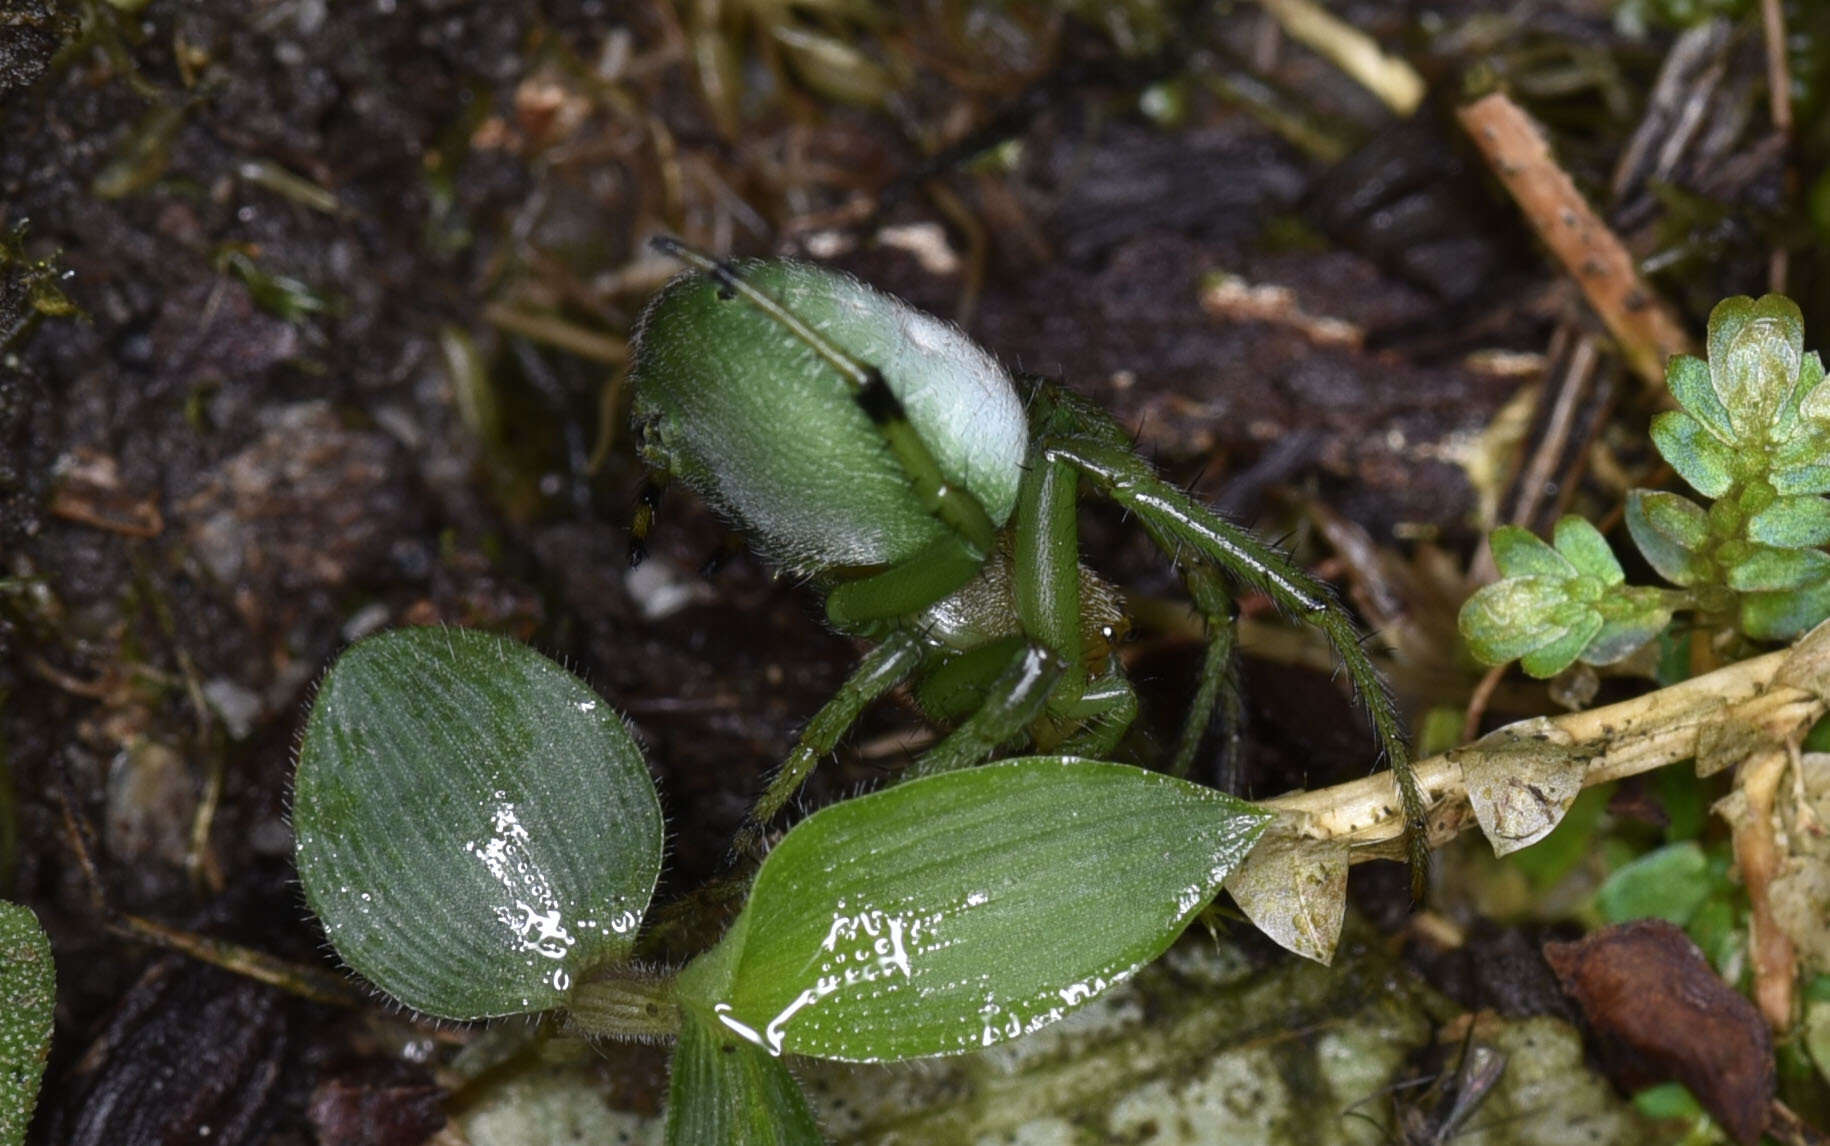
[[630, 259, 1027, 573]]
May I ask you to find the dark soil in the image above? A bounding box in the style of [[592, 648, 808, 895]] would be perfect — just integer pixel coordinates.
[[1, 1, 1816, 1141]]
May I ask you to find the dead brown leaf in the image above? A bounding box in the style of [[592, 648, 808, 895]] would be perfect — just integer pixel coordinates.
[[1544, 919, 1773, 1145]]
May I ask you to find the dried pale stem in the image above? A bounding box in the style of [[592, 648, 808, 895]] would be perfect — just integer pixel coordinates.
[[1509, 333, 1600, 534], [113, 913, 368, 1008], [1732, 746, 1798, 1028], [1460, 662, 1508, 745], [1456, 93, 1694, 390], [1761, 0, 1793, 134], [482, 302, 630, 364], [1265, 630, 1830, 863], [1254, 0, 1424, 117], [1760, 0, 1793, 295], [52, 766, 367, 1007]]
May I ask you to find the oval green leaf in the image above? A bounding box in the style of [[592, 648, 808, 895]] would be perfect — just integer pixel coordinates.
[[1725, 545, 1830, 592], [1797, 351, 1830, 422], [1650, 411, 1735, 499], [0, 901, 53, 1146], [1708, 294, 1804, 443], [1520, 610, 1603, 679], [1772, 423, 1830, 496], [1748, 495, 1830, 548], [294, 627, 664, 1020], [1458, 576, 1584, 667], [1487, 525, 1571, 580], [667, 1008, 824, 1146], [1665, 353, 1734, 445], [1742, 578, 1830, 641], [679, 758, 1270, 1063], [1552, 517, 1623, 584], [1626, 491, 1711, 587], [1585, 588, 1675, 666], [1595, 841, 1712, 926]]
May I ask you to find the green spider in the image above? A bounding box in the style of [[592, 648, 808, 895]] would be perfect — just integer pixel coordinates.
[[627, 237, 1427, 884]]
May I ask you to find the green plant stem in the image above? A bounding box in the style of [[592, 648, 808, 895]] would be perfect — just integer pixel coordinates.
[[566, 965, 681, 1041]]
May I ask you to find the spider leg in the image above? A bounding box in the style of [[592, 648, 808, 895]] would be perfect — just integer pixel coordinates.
[[827, 535, 985, 629], [907, 641, 1065, 780], [1015, 448, 1087, 706], [735, 630, 925, 858], [1151, 561, 1245, 789], [817, 337, 1004, 627], [1047, 438, 1430, 894], [1012, 448, 1144, 752], [1051, 660, 1139, 758]]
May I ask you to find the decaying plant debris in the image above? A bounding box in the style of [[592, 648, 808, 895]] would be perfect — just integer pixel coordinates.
[[6, 0, 1830, 1142], [1546, 919, 1775, 1145]]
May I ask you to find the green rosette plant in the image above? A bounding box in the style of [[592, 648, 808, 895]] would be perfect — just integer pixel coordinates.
[[292, 626, 1270, 1144], [1462, 295, 1830, 677]]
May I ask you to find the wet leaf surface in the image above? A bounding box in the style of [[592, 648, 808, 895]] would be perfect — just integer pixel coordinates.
[[679, 758, 1270, 1062], [294, 626, 665, 1021], [666, 1008, 823, 1146]]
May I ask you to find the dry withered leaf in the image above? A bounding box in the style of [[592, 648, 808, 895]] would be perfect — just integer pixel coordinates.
[[1769, 753, 1830, 976], [1455, 716, 1586, 856], [1223, 826, 1348, 965], [1544, 919, 1773, 1145], [1696, 711, 1772, 778], [1716, 748, 1800, 1028]]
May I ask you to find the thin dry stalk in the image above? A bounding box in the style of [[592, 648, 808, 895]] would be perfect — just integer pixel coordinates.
[[483, 302, 631, 364], [1456, 93, 1695, 390], [1266, 622, 1830, 862], [1761, 0, 1793, 134], [1254, 0, 1424, 116]]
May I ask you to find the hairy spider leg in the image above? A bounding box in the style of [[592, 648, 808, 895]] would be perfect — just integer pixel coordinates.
[[1010, 442, 1142, 754], [1155, 559, 1245, 789], [1021, 377, 1240, 778], [735, 630, 924, 858], [1044, 438, 1431, 894], [1050, 667, 1139, 758], [886, 435, 1143, 778], [906, 642, 1066, 779]]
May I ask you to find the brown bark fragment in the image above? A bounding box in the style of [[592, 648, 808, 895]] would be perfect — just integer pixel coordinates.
[[1456, 92, 1694, 390]]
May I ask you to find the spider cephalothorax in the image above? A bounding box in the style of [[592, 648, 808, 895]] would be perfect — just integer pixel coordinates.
[[628, 238, 1428, 884]]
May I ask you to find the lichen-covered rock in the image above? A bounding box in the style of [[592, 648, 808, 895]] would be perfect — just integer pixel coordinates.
[[455, 925, 1674, 1146]]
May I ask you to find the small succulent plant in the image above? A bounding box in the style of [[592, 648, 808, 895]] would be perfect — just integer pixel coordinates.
[[1462, 295, 1830, 677]]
